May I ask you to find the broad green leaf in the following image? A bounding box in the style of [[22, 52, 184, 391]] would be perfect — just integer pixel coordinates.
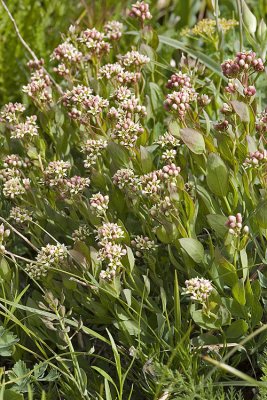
[[8, 360, 30, 393], [140, 146, 153, 173], [207, 214, 228, 238], [168, 120, 180, 138], [0, 257, 11, 280], [126, 247, 135, 272], [242, 0, 257, 34], [206, 153, 229, 197], [230, 100, 250, 122], [214, 250, 238, 288], [0, 326, 19, 356], [190, 304, 230, 330], [180, 128, 205, 154], [255, 200, 267, 228], [107, 142, 130, 169], [258, 271, 267, 288], [149, 82, 162, 112], [122, 289, 132, 307], [251, 300, 263, 328], [226, 320, 248, 338], [178, 238, 204, 263], [232, 280, 246, 306], [2, 390, 23, 400]]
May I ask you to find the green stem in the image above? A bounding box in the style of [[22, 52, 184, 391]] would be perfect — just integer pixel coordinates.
[[236, 0, 244, 51]]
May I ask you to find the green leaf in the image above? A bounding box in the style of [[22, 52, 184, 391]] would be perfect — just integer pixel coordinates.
[[104, 379, 113, 400], [0, 326, 19, 356], [251, 300, 263, 328], [148, 82, 162, 112], [126, 247, 135, 272], [92, 366, 117, 390], [168, 120, 180, 138], [174, 270, 181, 341], [258, 271, 267, 288], [232, 280, 246, 306], [140, 146, 153, 173], [242, 0, 257, 35], [206, 153, 229, 197], [180, 128, 205, 154], [107, 330, 121, 379], [190, 304, 230, 330], [226, 320, 248, 338], [178, 238, 204, 263], [2, 390, 23, 400], [214, 250, 238, 288], [255, 200, 267, 228], [230, 100, 250, 122], [0, 258, 11, 280], [207, 214, 228, 238], [8, 360, 30, 393], [107, 142, 130, 169]]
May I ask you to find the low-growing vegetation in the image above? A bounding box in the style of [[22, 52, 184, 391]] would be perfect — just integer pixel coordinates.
[[0, 0, 267, 399]]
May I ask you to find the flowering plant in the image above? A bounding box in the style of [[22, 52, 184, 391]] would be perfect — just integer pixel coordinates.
[[0, 1, 267, 399]]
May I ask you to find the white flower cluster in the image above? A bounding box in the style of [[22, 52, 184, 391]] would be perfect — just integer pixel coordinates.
[[118, 50, 150, 68], [2, 177, 30, 199], [72, 225, 91, 242], [43, 160, 71, 186], [22, 68, 52, 106], [96, 222, 126, 280], [79, 28, 110, 58], [11, 116, 39, 139], [150, 196, 173, 217], [164, 88, 197, 118], [131, 235, 156, 257], [63, 176, 90, 196], [90, 193, 109, 216], [62, 84, 109, 123], [111, 118, 144, 148], [52, 40, 83, 76], [112, 168, 135, 189], [42, 160, 90, 196], [52, 41, 82, 63], [0, 102, 25, 124], [104, 21, 123, 41], [183, 277, 213, 305], [0, 224, 10, 254], [9, 206, 33, 224], [82, 139, 108, 169], [3, 154, 31, 169], [96, 222, 125, 245], [156, 132, 180, 149], [0, 102, 39, 141], [25, 243, 68, 279]]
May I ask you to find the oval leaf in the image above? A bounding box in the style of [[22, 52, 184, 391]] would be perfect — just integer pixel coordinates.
[[178, 238, 204, 263], [180, 128, 205, 154], [206, 153, 229, 197], [207, 214, 228, 238], [226, 319, 248, 338], [255, 200, 267, 228], [230, 100, 250, 122]]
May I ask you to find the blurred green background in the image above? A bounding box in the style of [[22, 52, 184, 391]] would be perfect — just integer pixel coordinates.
[[0, 0, 266, 104]]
